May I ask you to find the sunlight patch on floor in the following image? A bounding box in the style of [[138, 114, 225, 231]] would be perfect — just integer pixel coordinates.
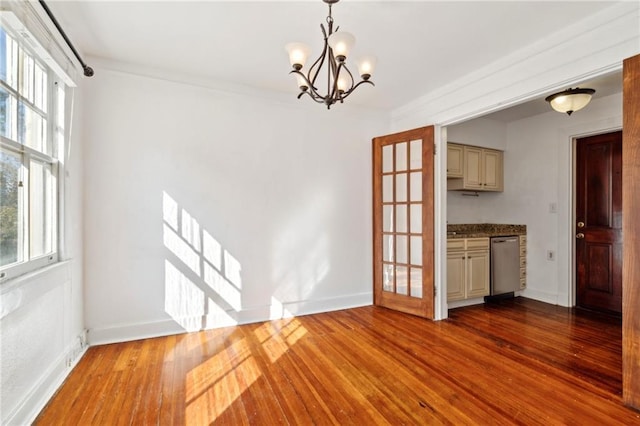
[[185, 337, 261, 423], [252, 317, 308, 364]]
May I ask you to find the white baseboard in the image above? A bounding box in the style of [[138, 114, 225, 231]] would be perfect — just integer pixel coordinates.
[[277, 292, 373, 318], [555, 292, 572, 308], [88, 292, 373, 346], [520, 288, 560, 306], [4, 340, 87, 425]]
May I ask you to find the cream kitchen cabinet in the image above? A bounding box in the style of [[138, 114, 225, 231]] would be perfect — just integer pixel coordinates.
[[446, 143, 464, 178], [447, 144, 504, 192], [447, 238, 490, 301]]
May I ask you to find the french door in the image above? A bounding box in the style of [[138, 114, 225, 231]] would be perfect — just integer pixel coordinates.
[[372, 126, 434, 318]]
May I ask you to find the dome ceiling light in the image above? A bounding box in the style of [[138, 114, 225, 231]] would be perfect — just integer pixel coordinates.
[[545, 87, 596, 116]]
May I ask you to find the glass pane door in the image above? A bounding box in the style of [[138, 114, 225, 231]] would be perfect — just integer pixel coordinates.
[[373, 126, 434, 318], [381, 139, 423, 298]]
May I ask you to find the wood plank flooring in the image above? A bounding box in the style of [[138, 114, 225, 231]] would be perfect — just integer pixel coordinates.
[[35, 298, 640, 425]]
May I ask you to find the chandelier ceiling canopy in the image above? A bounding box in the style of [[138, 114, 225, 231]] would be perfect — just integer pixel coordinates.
[[285, 0, 376, 109]]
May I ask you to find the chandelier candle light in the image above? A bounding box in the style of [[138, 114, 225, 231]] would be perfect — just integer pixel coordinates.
[[285, 0, 376, 109]]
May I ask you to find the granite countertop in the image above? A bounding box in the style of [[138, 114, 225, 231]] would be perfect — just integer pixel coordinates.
[[447, 223, 526, 239]]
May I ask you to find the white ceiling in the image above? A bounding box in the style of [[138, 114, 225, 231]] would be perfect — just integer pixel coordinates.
[[46, 1, 619, 112]]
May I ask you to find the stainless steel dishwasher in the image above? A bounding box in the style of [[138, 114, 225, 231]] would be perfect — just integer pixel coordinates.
[[490, 236, 521, 296]]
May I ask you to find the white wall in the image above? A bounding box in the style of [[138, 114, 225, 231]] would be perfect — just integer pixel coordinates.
[[0, 84, 86, 425], [504, 93, 622, 306], [83, 67, 389, 344], [446, 118, 507, 224], [447, 117, 507, 151]]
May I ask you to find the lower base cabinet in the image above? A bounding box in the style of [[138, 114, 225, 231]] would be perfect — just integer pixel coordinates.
[[447, 238, 490, 301]]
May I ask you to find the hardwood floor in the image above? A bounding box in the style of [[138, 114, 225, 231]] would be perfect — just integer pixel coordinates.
[[35, 298, 639, 425]]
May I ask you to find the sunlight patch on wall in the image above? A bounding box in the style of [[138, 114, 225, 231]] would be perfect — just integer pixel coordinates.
[[269, 297, 294, 320], [162, 191, 243, 331], [164, 260, 205, 332], [181, 209, 201, 251], [164, 224, 201, 277], [203, 263, 241, 312], [202, 229, 222, 270]]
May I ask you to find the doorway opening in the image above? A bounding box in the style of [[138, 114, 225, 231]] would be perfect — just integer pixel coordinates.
[[441, 71, 623, 317]]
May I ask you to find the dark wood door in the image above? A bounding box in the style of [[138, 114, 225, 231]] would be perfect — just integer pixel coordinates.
[[372, 126, 434, 318], [576, 130, 622, 314]]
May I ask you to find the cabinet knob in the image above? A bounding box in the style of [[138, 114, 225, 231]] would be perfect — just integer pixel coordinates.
[[576, 233, 585, 239]]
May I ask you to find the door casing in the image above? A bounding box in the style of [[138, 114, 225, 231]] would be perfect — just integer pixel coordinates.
[[569, 128, 623, 307]]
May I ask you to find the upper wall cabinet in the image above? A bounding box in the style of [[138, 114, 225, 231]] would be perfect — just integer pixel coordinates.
[[447, 143, 504, 192], [446, 143, 464, 178]]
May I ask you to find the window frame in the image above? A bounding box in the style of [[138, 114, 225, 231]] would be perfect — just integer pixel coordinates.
[[1, 23, 64, 282]]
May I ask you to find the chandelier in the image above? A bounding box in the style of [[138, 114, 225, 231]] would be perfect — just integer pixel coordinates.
[[285, 0, 376, 109]]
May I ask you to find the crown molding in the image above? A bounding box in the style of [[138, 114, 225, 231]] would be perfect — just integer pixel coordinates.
[[85, 55, 390, 119], [391, 1, 639, 129]]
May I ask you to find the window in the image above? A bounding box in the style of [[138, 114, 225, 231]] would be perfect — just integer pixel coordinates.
[[1, 24, 65, 280]]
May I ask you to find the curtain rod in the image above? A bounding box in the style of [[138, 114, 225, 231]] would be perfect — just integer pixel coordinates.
[[38, 0, 94, 77]]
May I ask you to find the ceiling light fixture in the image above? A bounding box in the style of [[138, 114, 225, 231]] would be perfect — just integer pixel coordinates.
[[545, 87, 595, 116], [285, 0, 375, 109]]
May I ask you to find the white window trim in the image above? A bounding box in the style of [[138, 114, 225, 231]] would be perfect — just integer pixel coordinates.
[[0, 25, 65, 283], [0, 6, 78, 87]]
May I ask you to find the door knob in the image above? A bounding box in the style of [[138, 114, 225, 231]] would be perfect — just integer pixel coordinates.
[[577, 221, 585, 228], [576, 233, 585, 239]]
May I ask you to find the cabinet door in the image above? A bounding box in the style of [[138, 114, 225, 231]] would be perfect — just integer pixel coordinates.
[[466, 250, 490, 298], [447, 251, 466, 301], [447, 144, 464, 178], [483, 149, 503, 191], [463, 146, 483, 190]]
